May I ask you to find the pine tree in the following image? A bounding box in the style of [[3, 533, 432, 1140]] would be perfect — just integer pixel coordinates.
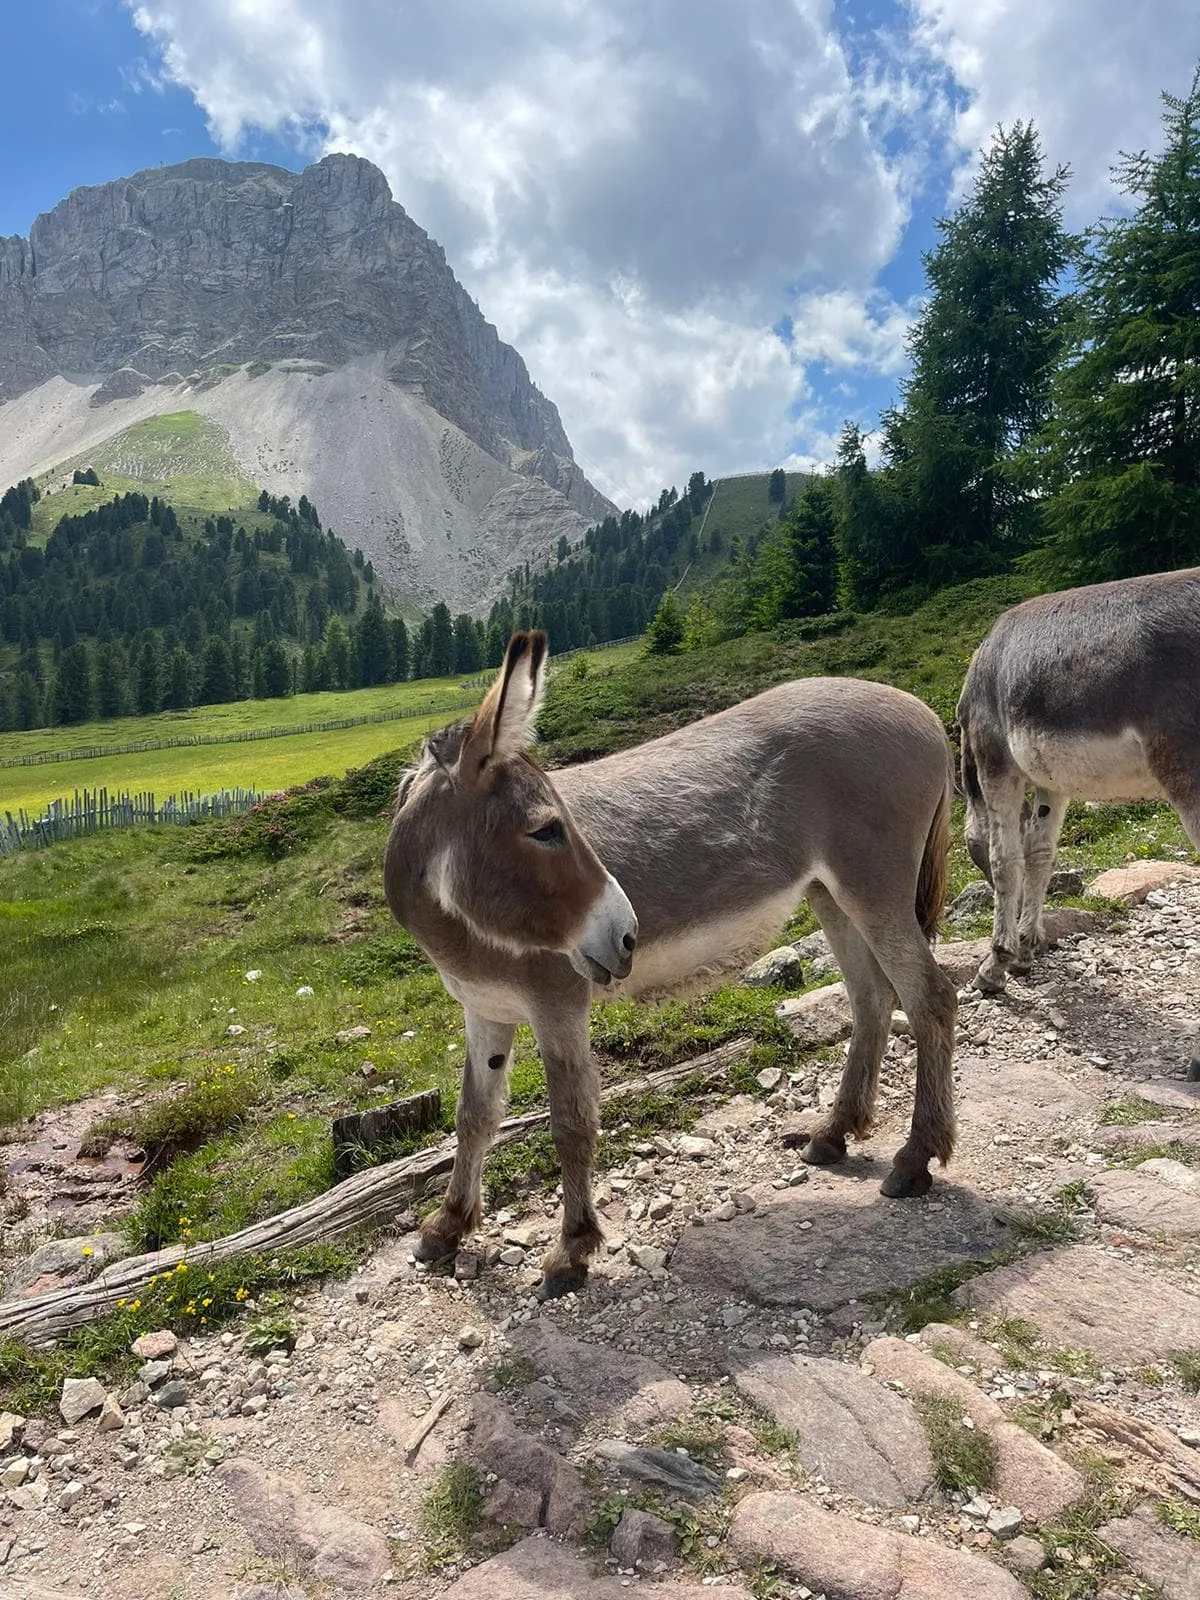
[[134, 638, 161, 715], [390, 616, 410, 681], [53, 642, 94, 724], [94, 641, 129, 720], [260, 639, 291, 697], [198, 637, 236, 704], [646, 590, 685, 655], [429, 603, 455, 676], [355, 594, 392, 686], [163, 646, 194, 711], [1031, 71, 1200, 580], [323, 616, 352, 689], [452, 612, 482, 674], [881, 122, 1073, 589]]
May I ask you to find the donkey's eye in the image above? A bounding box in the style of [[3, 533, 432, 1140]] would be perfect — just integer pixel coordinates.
[[528, 819, 565, 847]]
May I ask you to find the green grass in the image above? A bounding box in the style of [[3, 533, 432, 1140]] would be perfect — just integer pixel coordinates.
[[33, 412, 258, 531], [0, 714, 449, 817], [0, 1241, 361, 1414], [0, 675, 480, 765], [912, 1392, 998, 1491], [419, 1463, 488, 1569], [1099, 1097, 1170, 1126]]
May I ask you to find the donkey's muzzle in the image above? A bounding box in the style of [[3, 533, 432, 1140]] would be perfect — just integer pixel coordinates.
[[569, 871, 638, 985]]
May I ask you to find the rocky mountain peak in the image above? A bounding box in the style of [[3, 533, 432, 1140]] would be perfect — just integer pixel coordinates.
[[0, 155, 615, 608]]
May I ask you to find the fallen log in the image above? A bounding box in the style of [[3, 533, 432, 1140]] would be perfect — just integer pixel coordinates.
[[0, 1037, 752, 1343]]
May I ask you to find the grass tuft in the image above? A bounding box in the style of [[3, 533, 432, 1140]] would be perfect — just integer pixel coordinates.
[[419, 1463, 487, 1569], [912, 1393, 998, 1491]]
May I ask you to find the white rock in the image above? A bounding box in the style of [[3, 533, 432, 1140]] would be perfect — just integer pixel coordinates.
[[295, 985, 314, 997], [59, 1377, 106, 1427], [986, 1506, 1023, 1539], [244, 970, 262, 982]]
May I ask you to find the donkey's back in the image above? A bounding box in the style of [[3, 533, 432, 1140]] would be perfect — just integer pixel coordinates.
[[556, 677, 952, 991]]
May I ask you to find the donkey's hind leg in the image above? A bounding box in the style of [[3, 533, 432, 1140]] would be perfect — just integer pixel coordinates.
[[974, 762, 1030, 993], [530, 997, 604, 1300], [1012, 789, 1069, 973], [1165, 781, 1200, 1082], [854, 914, 957, 1198], [416, 1012, 516, 1264], [787, 883, 894, 1170]]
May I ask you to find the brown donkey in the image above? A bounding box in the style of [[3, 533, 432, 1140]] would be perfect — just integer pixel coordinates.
[[384, 631, 959, 1298]]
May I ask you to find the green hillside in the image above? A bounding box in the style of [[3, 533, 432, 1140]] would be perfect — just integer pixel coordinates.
[[32, 413, 257, 533]]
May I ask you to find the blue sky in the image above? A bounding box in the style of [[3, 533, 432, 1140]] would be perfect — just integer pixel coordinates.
[[3, 1, 1199, 506]]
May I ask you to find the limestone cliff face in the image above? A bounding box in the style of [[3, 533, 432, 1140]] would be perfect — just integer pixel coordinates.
[[0, 155, 615, 607]]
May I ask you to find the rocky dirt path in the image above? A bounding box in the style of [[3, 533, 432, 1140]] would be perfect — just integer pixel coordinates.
[[2, 864, 1200, 1600]]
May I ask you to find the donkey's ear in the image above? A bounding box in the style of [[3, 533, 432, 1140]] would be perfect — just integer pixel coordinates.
[[462, 630, 548, 776]]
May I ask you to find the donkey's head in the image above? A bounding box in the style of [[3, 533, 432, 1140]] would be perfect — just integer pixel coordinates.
[[391, 631, 638, 984]]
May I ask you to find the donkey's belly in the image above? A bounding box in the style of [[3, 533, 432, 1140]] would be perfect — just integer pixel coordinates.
[[1009, 727, 1166, 803], [610, 882, 806, 1002]]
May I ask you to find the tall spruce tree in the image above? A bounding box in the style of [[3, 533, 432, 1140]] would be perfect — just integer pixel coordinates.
[[355, 593, 392, 686], [429, 602, 455, 676], [878, 123, 1073, 593], [53, 642, 94, 725], [1031, 71, 1200, 581]]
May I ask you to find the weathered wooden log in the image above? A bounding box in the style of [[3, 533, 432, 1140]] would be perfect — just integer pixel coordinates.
[[332, 1088, 443, 1181], [0, 1038, 752, 1342]]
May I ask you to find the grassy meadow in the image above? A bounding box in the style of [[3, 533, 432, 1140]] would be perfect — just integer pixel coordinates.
[[1, 576, 1196, 1402], [31, 412, 259, 533]]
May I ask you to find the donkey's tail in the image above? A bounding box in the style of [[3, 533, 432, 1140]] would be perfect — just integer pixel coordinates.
[[915, 755, 954, 943]]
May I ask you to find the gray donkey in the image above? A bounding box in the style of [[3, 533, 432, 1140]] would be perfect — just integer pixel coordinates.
[[385, 631, 958, 1299], [957, 567, 1200, 1079]]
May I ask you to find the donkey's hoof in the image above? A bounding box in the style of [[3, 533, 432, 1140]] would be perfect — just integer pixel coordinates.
[[535, 1266, 588, 1302], [1008, 959, 1033, 979], [1188, 1057, 1200, 1084], [795, 1133, 847, 1168], [972, 964, 1007, 996], [413, 1233, 458, 1266], [880, 1166, 933, 1199]]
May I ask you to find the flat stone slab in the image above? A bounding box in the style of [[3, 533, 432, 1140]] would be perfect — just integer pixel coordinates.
[[1135, 1077, 1200, 1112], [1098, 1506, 1200, 1600], [732, 1353, 933, 1507], [670, 1179, 1008, 1314], [956, 1057, 1097, 1131], [215, 1459, 390, 1590], [953, 1244, 1200, 1363], [861, 1337, 1083, 1523], [1088, 861, 1200, 904], [508, 1321, 692, 1429], [1086, 1169, 1200, 1238], [729, 1492, 1027, 1600], [442, 1535, 754, 1599]]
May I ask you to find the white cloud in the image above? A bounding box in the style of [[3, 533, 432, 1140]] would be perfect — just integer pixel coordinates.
[[126, 0, 913, 502], [121, 1, 1200, 504], [912, 1, 1200, 219]]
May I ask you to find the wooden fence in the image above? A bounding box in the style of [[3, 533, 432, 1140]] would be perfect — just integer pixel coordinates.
[[0, 696, 482, 771], [0, 786, 265, 855]]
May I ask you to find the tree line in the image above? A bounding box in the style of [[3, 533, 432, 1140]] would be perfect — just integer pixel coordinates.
[[648, 70, 1200, 654]]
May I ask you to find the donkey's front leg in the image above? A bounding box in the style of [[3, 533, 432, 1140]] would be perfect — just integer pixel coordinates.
[[531, 1001, 603, 1300], [415, 1012, 516, 1264]]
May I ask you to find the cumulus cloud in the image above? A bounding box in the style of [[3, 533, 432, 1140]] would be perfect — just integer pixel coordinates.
[[126, 0, 915, 501], [123, 1, 1200, 503], [912, 0, 1200, 218]]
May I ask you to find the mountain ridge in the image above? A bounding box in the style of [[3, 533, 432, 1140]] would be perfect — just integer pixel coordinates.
[[0, 154, 615, 610]]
